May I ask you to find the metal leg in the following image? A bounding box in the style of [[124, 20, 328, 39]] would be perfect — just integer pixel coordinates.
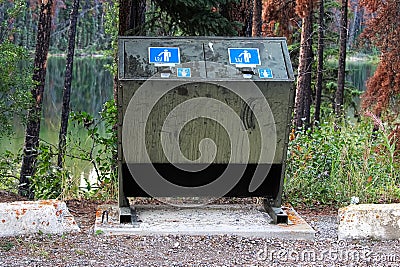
[[263, 198, 288, 224], [119, 206, 141, 227], [119, 206, 132, 223]]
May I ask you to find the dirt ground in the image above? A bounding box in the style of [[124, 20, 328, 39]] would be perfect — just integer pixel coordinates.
[[0, 190, 337, 233], [0, 190, 399, 267]]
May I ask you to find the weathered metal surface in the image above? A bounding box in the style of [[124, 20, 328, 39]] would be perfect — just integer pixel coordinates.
[[0, 200, 80, 237], [117, 37, 294, 206], [263, 198, 289, 224], [118, 37, 293, 81], [120, 80, 291, 164]]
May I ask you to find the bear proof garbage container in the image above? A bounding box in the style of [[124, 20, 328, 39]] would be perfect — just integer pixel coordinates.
[[118, 37, 295, 224]]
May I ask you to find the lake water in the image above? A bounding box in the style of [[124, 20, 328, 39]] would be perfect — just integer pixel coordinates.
[[346, 60, 377, 117], [0, 56, 113, 183], [0, 57, 376, 180], [347, 60, 377, 92]]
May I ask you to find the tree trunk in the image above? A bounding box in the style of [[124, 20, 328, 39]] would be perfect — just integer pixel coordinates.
[[57, 0, 80, 168], [116, 0, 146, 101], [314, 0, 324, 124], [335, 0, 348, 118], [347, 1, 356, 48], [119, 0, 146, 36], [221, 0, 253, 36], [117, 0, 147, 207], [252, 0, 262, 37], [294, 6, 313, 129], [130, 0, 146, 34], [19, 0, 54, 199]]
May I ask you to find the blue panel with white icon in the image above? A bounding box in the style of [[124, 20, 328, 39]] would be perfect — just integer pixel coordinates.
[[228, 48, 261, 65], [149, 47, 180, 65], [177, 68, 191, 77], [259, 68, 273, 78]]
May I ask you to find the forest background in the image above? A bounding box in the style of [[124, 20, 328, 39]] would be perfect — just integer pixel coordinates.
[[0, 0, 399, 207]]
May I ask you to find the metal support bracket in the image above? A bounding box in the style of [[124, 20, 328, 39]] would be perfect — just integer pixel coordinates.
[[119, 206, 141, 227], [263, 198, 288, 224]]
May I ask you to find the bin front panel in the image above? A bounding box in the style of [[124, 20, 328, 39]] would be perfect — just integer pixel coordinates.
[[120, 38, 206, 80], [118, 37, 294, 199], [204, 39, 290, 80]]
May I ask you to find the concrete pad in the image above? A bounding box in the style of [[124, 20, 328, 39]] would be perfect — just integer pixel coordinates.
[[0, 200, 80, 237], [338, 204, 400, 240], [94, 204, 315, 240]]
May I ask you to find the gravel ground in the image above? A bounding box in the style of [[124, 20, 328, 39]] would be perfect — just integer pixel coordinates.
[[0, 196, 399, 266]]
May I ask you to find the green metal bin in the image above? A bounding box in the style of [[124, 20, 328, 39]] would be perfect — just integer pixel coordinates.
[[118, 36, 295, 223]]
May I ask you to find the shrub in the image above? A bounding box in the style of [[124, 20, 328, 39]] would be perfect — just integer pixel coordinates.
[[284, 119, 400, 207]]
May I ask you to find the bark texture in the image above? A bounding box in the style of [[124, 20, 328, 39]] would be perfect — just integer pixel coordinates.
[[19, 0, 54, 198], [294, 0, 314, 129], [57, 0, 80, 168], [221, 0, 253, 36], [314, 0, 324, 123], [335, 0, 348, 118], [119, 0, 146, 36], [252, 0, 262, 36]]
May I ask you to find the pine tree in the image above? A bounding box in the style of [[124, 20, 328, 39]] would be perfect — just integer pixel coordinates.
[[19, 0, 54, 198], [335, 0, 348, 119], [294, 0, 315, 129], [58, 0, 80, 168], [360, 0, 400, 116], [314, 0, 324, 124]]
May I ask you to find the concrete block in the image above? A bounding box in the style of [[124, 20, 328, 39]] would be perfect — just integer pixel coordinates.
[[94, 204, 315, 240], [0, 200, 80, 237], [338, 204, 400, 240]]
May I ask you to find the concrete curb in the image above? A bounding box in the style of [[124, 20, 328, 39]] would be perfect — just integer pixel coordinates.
[[0, 200, 80, 237], [338, 204, 400, 240]]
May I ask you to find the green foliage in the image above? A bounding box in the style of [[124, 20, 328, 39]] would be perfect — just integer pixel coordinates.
[[69, 100, 117, 199], [146, 0, 239, 36], [0, 150, 21, 192], [103, 0, 118, 75], [50, 1, 114, 53], [310, 58, 364, 122], [0, 1, 32, 137], [0, 0, 26, 41], [94, 229, 104, 235], [0, 42, 32, 137], [30, 142, 64, 199], [285, 119, 400, 207], [3, 100, 118, 200]]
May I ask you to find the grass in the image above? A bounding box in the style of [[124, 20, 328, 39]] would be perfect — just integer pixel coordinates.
[[284, 118, 400, 207], [0, 241, 15, 252]]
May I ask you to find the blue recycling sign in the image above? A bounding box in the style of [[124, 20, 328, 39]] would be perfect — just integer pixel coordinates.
[[149, 47, 180, 65], [228, 48, 261, 66], [259, 68, 273, 78]]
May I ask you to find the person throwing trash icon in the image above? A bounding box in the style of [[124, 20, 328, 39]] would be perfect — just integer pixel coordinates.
[[238, 50, 251, 63], [158, 49, 171, 62]]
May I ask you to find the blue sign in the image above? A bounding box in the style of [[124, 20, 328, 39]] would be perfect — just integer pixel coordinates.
[[259, 68, 273, 78], [149, 47, 180, 65], [228, 48, 261, 66], [177, 68, 191, 77]]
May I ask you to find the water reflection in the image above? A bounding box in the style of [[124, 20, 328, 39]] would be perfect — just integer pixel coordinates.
[[346, 60, 377, 92], [43, 56, 113, 129], [0, 56, 113, 154]]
